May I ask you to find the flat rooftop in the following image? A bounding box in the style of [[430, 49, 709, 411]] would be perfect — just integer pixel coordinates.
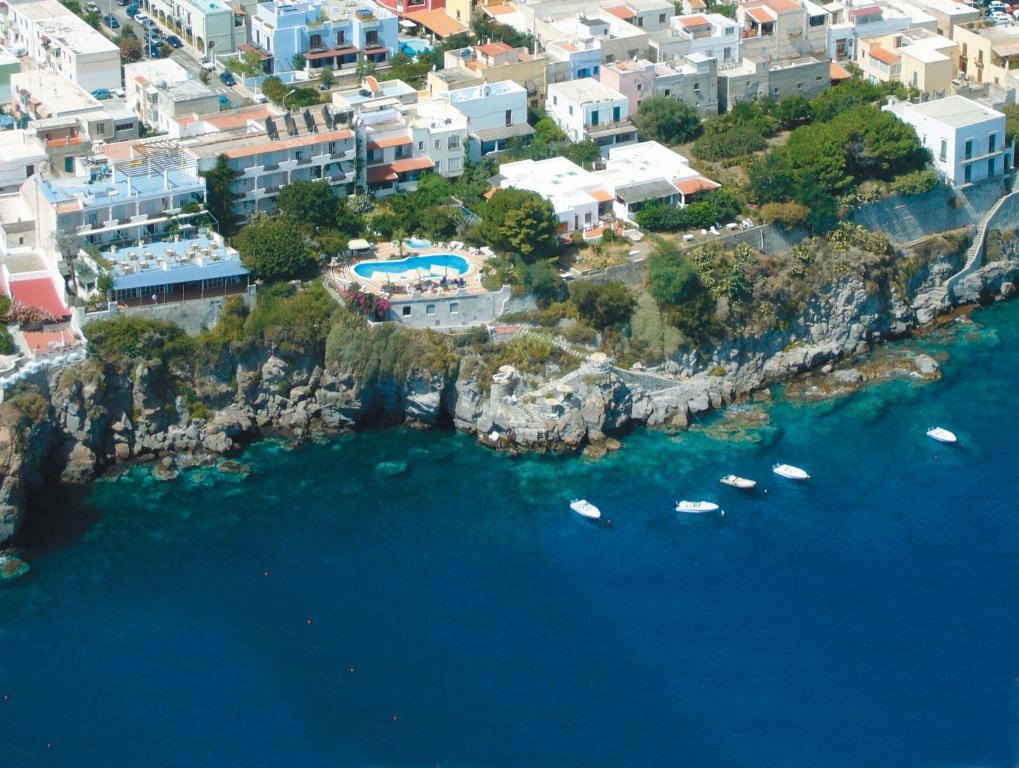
[[548, 77, 626, 104], [11, 70, 103, 116], [13, 0, 118, 54], [895, 95, 1003, 127], [100, 235, 248, 291]]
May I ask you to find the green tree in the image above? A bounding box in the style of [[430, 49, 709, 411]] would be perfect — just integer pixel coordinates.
[[810, 77, 883, 122], [84, 9, 101, 28], [235, 215, 315, 281], [118, 33, 143, 63], [771, 94, 814, 129], [291, 53, 307, 71], [198, 68, 211, 85], [646, 242, 716, 340], [532, 116, 567, 144], [262, 76, 287, 104], [633, 96, 702, 145], [747, 152, 796, 204], [832, 105, 928, 181], [562, 139, 602, 169], [200, 154, 241, 236], [319, 65, 334, 88], [568, 280, 636, 331], [522, 260, 566, 305], [278, 179, 341, 231], [480, 188, 560, 262]]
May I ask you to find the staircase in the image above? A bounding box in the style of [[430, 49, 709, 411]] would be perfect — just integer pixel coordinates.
[[945, 190, 1018, 300]]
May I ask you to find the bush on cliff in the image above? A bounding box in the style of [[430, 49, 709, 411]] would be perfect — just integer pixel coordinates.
[[646, 242, 717, 341], [568, 280, 636, 331], [85, 316, 195, 367], [235, 214, 316, 282]]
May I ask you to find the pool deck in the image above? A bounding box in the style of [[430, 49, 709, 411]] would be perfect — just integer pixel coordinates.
[[336, 241, 494, 298]]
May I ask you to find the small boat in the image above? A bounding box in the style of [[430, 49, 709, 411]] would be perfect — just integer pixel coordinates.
[[675, 500, 720, 514], [773, 464, 810, 481], [926, 427, 957, 444], [720, 474, 757, 490], [570, 499, 601, 519]]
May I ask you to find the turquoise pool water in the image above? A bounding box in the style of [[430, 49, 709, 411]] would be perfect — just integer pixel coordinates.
[[353, 253, 469, 280]]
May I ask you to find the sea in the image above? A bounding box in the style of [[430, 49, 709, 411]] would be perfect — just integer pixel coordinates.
[[2, 301, 1019, 767]]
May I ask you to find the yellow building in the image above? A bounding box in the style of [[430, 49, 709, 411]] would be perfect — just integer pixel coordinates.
[[857, 28, 958, 97], [953, 21, 1019, 89]]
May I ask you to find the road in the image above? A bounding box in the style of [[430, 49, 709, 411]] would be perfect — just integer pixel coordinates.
[[97, 1, 247, 103]]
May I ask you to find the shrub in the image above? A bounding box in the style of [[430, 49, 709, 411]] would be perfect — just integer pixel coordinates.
[[568, 280, 636, 331], [889, 168, 941, 197], [646, 242, 717, 340], [761, 201, 810, 231], [480, 188, 560, 261]]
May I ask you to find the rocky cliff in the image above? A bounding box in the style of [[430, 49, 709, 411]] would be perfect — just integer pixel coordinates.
[[1, 236, 1017, 546]]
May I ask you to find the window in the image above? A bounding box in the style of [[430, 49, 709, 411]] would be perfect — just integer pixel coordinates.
[[365, 31, 378, 47], [309, 33, 322, 48], [659, 12, 666, 22], [295, 150, 303, 161], [449, 302, 459, 314], [989, 157, 996, 177], [505, 109, 512, 126], [64, 156, 74, 173], [426, 304, 436, 316], [796, 82, 802, 90], [568, 105, 574, 115], [336, 30, 345, 45], [418, 140, 424, 150], [402, 305, 411, 316], [613, 105, 621, 121], [693, 82, 699, 92], [434, 138, 440, 149], [990, 133, 997, 153], [552, 95, 558, 105], [939, 140, 947, 162], [965, 139, 973, 160], [591, 110, 599, 126], [664, 89, 671, 96], [448, 157, 461, 172], [636, 83, 642, 91], [434, 160, 441, 172], [448, 135, 460, 149], [26, 163, 34, 176], [809, 13, 825, 26], [634, 15, 643, 26]]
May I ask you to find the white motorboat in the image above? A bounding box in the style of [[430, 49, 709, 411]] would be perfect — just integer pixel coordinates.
[[773, 464, 810, 481], [926, 427, 957, 444], [720, 474, 757, 490], [570, 499, 601, 519], [675, 500, 720, 513]]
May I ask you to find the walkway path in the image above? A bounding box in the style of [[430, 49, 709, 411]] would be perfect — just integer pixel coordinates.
[[945, 189, 1018, 300]]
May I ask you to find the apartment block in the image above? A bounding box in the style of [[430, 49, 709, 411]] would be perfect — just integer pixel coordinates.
[[717, 55, 829, 111], [826, 1, 935, 63], [884, 95, 1012, 185], [546, 77, 637, 152], [249, 0, 399, 74], [600, 54, 718, 117], [434, 42, 550, 100], [737, 0, 830, 62], [857, 28, 957, 97], [125, 60, 219, 133], [651, 12, 740, 64], [953, 20, 1019, 90], [3, 0, 120, 91], [441, 80, 533, 160], [11, 70, 139, 144]]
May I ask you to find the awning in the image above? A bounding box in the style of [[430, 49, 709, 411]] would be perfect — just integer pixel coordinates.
[[674, 177, 720, 195], [398, 18, 416, 28], [830, 60, 851, 81], [586, 122, 637, 138], [746, 7, 774, 23], [992, 41, 1019, 58], [405, 9, 467, 38], [367, 164, 398, 184], [238, 43, 271, 60], [391, 156, 434, 173], [348, 238, 372, 250], [470, 122, 535, 142], [367, 135, 412, 150], [8, 278, 69, 318], [305, 47, 357, 61], [361, 46, 388, 55], [587, 188, 614, 203], [615, 179, 679, 204]]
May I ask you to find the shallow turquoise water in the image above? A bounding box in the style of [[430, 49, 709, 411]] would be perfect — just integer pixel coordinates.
[[2, 303, 1019, 766]]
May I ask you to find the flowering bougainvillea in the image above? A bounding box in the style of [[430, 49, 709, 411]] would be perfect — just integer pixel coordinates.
[[341, 285, 390, 321]]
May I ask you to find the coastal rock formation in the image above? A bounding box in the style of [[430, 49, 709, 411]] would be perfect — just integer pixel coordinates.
[[1, 231, 1018, 545]]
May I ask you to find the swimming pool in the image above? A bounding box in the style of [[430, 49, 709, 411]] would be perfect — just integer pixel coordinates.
[[353, 253, 470, 280]]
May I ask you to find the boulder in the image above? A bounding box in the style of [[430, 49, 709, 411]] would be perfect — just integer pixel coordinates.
[[60, 443, 97, 484], [832, 368, 864, 386]]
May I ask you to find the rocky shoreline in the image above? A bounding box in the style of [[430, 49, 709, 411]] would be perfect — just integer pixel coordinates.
[[1, 240, 1017, 549]]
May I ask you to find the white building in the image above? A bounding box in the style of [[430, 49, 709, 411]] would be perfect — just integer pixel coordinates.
[[5, 0, 121, 91], [125, 60, 219, 133], [546, 77, 636, 153], [651, 12, 741, 63], [495, 140, 718, 232], [142, 0, 247, 56], [442, 80, 534, 161], [883, 95, 1013, 186], [0, 131, 46, 193]]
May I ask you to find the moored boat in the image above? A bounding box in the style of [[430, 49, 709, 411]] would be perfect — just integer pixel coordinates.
[[675, 500, 720, 513], [570, 499, 601, 519], [720, 474, 757, 490], [773, 464, 810, 481], [926, 427, 957, 444]]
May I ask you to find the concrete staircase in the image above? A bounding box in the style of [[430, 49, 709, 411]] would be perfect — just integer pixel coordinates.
[[945, 189, 1018, 300]]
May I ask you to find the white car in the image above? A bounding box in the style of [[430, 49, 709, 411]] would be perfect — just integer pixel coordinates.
[[253, 93, 268, 104], [992, 10, 1011, 22], [133, 11, 148, 22], [201, 60, 216, 71]]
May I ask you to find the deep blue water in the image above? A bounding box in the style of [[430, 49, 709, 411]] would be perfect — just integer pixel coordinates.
[[352, 253, 469, 279], [3, 303, 1019, 767]]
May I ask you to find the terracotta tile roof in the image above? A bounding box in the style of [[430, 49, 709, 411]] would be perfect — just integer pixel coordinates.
[[868, 45, 900, 65], [478, 41, 513, 56], [604, 5, 637, 19], [746, 6, 775, 23], [367, 164, 398, 183], [367, 135, 413, 150], [203, 105, 275, 130], [391, 156, 434, 173], [675, 176, 721, 195], [9, 278, 69, 318], [485, 3, 515, 15], [588, 188, 614, 203], [830, 60, 851, 80], [24, 328, 80, 354], [405, 9, 467, 37], [306, 46, 357, 60], [224, 128, 355, 159], [679, 14, 711, 26], [764, 0, 801, 12]]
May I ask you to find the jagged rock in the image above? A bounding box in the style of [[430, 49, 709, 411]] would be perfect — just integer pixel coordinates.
[[403, 374, 445, 425], [60, 443, 97, 484], [832, 369, 864, 386], [1001, 281, 1016, 298], [376, 461, 407, 476], [152, 458, 179, 481], [582, 442, 607, 460], [217, 460, 251, 477], [914, 354, 940, 377], [604, 437, 622, 452], [202, 431, 234, 454], [0, 554, 29, 580]]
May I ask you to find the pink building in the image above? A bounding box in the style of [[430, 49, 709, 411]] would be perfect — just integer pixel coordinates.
[[599, 59, 655, 118]]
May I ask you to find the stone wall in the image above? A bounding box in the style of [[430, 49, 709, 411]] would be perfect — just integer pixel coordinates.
[[77, 288, 257, 335], [851, 177, 1007, 244], [386, 286, 535, 330]]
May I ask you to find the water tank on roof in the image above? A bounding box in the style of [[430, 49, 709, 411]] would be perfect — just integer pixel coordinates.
[[461, 48, 472, 57]]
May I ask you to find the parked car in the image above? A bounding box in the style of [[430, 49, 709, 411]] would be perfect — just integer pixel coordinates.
[[83, 1, 99, 12], [91, 88, 112, 100], [989, 0, 1008, 10], [148, 44, 161, 58], [218, 95, 234, 109], [133, 11, 148, 22], [126, 4, 139, 15], [253, 93, 268, 104], [166, 34, 182, 48], [102, 14, 119, 28], [112, 87, 126, 98], [201, 59, 216, 71], [992, 10, 1010, 21], [218, 69, 236, 86], [115, 0, 129, 6]]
